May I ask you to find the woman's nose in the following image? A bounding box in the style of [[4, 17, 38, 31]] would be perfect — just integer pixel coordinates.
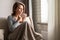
[[19, 9, 21, 11], [19, 9, 22, 11]]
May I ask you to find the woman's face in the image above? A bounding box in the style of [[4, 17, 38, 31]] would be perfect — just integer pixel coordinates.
[[16, 5, 24, 15]]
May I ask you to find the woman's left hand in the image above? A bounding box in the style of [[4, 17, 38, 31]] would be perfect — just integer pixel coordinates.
[[21, 13, 27, 22]]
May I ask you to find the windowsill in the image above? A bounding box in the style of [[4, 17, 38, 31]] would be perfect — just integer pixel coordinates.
[[37, 22, 48, 25]]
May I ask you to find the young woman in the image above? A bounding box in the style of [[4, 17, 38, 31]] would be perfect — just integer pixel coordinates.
[[7, 2, 43, 40]]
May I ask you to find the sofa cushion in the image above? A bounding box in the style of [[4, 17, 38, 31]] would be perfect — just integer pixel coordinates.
[[0, 18, 9, 40]]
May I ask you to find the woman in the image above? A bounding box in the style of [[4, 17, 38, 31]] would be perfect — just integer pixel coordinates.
[[8, 2, 43, 40]]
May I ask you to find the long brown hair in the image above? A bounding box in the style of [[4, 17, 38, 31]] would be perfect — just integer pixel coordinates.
[[12, 2, 25, 16]]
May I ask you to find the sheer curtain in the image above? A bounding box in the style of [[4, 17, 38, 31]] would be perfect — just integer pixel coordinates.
[[41, 0, 48, 23]]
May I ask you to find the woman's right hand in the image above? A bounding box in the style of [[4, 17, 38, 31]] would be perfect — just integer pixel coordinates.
[[17, 16, 23, 23]]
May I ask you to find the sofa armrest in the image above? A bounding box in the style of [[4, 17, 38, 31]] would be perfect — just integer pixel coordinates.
[[0, 29, 4, 40]]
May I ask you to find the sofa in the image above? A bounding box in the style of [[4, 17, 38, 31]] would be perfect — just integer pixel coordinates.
[[0, 18, 9, 40]]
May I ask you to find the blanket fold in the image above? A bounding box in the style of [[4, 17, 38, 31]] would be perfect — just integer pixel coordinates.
[[8, 22, 43, 40]]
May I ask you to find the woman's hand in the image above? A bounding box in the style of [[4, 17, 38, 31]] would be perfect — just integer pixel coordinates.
[[21, 13, 27, 21], [17, 16, 23, 23], [17, 13, 27, 23]]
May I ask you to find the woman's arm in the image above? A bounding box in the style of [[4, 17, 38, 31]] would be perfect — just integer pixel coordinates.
[[7, 16, 21, 31]]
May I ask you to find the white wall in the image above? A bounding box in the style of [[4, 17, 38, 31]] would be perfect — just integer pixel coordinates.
[[0, 0, 16, 18]]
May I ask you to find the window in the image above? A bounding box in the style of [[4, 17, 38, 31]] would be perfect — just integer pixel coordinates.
[[41, 0, 48, 23]]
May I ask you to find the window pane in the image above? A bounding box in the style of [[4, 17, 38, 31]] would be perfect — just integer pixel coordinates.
[[41, 0, 48, 23]]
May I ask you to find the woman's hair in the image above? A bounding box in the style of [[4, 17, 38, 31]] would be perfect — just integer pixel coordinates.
[[12, 2, 25, 16]]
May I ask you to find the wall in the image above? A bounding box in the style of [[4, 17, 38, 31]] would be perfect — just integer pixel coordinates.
[[0, 0, 16, 18]]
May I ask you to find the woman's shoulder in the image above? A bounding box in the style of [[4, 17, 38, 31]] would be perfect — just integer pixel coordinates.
[[8, 15, 13, 20]]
